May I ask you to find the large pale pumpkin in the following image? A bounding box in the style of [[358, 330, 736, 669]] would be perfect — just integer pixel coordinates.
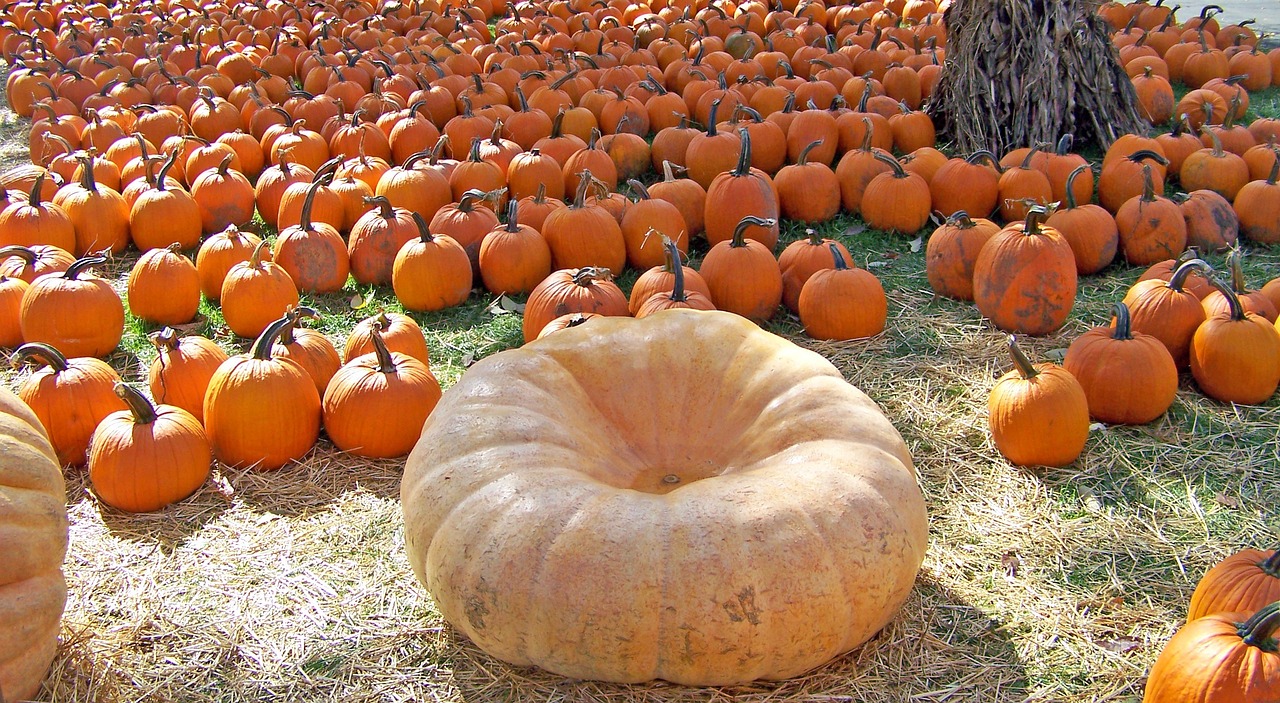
[[402, 309, 928, 686], [0, 386, 68, 701]]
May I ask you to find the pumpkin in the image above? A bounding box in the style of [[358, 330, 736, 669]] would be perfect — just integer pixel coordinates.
[[1045, 165, 1118, 275], [147, 328, 228, 424], [189, 152, 255, 234], [1115, 163, 1187, 266], [126, 243, 200, 326], [996, 143, 1053, 223], [344, 312, 432, 367], [430, 188, 501, 277], [779, 230, 855, 312], [1063, 302, 1178, 425], [798, 243, 887, 341], [536, 312, 602, 339], [203, 313, 322, 470], [620, 180, 688, 271], [1124, 258, 1214, 368], [19, 253, 123, 358], [0, 385, 67, 702], [774, 140, 841, 224], [0, 244, 73, 283], [87, 383, 210, 513], [541, 170, 627, 273], [1233, 146, 1280, 245], [973, 206, 1077, 336], [861, 151, 931, 234], [195, 224, 262, 301], [1201, 249, 1279, 323], [1179, 190, 1239, 252], [0, 172, 75, 252], [401, 309, 928, 685], [392, 212, 473, 313], [522, 267, 630, 343], [348, 195, 418, 286], [51, 153, 130, 255], [1188, 547, 1280, 623], [699, 215, 783, 323], [323, 319, 442, 459], [987, 335, 1090, 468], [478, 198, 552, 296], [271, 175, 351, 294], [628, 240, 713, 316], [835, 118, 896, 216], [1141, 601, 1280, 703], [1098, 149, 1168, 214], [703, 127, 780, 250], [1180, 126, 1250, 201], [271, 306, 341, 400], [929, 150, 1001, 219], [11, 341, 127, 467], [634, 237, 716, 318], [1190, 277, 1280, 405], [220, 240, 300, 339], [0, 273, 27, 347], [128, 149, 202, 251]]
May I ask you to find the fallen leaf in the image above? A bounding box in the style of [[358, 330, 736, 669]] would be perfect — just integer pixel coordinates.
[[909, 236, 923, 253], [461, 352, 476, 368], [883, 251, 900, 260], [1214, 493, 1241, 509], [211, 471, 235, 501], [867, 261, 889, 268], [1001, 552, 1020, 578], [843, 224, 866, 237], [1043, 348, 1068, 362], [1089, 422, 1106, 432], [486, 295, 525, 315], [1097, 637, 1141, 654], [1079, 485, 1103, 513], [349, 293, 366, 310]]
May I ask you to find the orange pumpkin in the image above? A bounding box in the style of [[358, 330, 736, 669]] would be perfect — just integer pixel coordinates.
[[988, 335, 1090, 468]]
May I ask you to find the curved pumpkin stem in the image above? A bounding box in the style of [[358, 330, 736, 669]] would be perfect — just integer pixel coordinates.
[[1064, 164, 1090, 210], [1020, 205, 1053, 236], [410, 211, 432, 242], [115, 382, 158, 425], [1226, 248, 1248, 294], [571, 266, 612, 285], [732, 127, 752, 177], [1110, 302, 1133, 341], [828, 242, 849, 271], [1167, 258, 1212, 292], [279, 305, 320, 345], [0, 245, 36, 267], [1207, 275, 1247, 321], [10, 341, 72, 372], [663, 236, 687, 303], [64, 254, 108, 280], [250, 313, 298, 361], [729, 215, 776, 248], [368, 319, 398, 374], [1238, 601, 1280, 651], [1007, 335, 1039, 380], [796, 139, 823, 167]]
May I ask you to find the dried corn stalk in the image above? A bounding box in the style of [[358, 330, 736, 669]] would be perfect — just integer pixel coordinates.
[[928, 0, 1145, 155]]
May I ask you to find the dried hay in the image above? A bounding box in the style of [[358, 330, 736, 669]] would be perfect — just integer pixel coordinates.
[[928, 0, 1147, 155], [34, 273, 1280, 702]]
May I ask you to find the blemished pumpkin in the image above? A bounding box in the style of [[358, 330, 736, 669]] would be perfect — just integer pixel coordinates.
[[1188, 547, 1280, 622], [1063, 302, 1178, 425], [401, 309, 928, 686], [87, 383, 211, 513], [1141, 601, 1280, 703], [988, 335, 1090, 468], [925, 211, 1001, 301], [522, 267, 630, 343], [973, 206, 1078, 336], [322, 320, 442, 459], [798, 243, 887, 341], [203, 314, 322, 470], [0, 385, 67, 702]]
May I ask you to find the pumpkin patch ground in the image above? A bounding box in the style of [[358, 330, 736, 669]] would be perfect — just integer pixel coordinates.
[[2, 9, 1280, 703]]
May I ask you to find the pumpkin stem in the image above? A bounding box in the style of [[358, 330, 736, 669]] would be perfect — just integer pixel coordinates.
[[151, 327, 179, 351], [457, 189, 487, 212], [10, 341, 71, 373], [1020, 205, 1053, 236], [729, 215, 775, 248], [570, 266, 612, 286], [1007, 335, 1039, 380], [1064, 164, 1089, 210], [796, 139, 822, 167], [1207, 275, 1248, 321], [1226, 248, 1248, 294], [410, 211, 432, 242], [663, 236, 687, 302], [732, 127, 752, 176], [115, 383, 158, 425], [1259, 550, 1280, 577], [248, 239, 270, 269], [368, 319, 398, 374], [279, 305, 319, 345], [871, 150, 908, 178], [571, 168, 594, 209], [1140, 163, 1157, 202], [504, 197, 520, 233], [1110, 302, 1134, 341], [64, 254, 108, 280], [0, 245, 36, 267], [364, 194, 395, 219], [250, 313, 296, 361], [828, 242, 849, 271], [1237, 601, 1280, 652], [1167, 258, 1212, 292]]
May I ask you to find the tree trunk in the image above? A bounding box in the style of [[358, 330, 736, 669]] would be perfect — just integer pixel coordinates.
[[928, 0, 1145, 155]]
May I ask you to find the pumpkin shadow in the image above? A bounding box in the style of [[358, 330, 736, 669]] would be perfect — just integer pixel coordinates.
[[215, 439, 406, 519], [423, 575, 1031, 702], [65, 468, 233, 553]]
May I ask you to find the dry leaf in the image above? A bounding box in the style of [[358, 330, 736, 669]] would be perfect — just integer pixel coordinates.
[[1214, 493, 1241, 509], [461, 352, 476, 368], [1001, 552, 1020, 578], [909, 236, 923, 253], [843, 224, 866, 237], [486, 295, 525, 315], [349, 294, 366, 310], [1043, 348, 1068, 362], [1097, 637, 1141, 654]]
